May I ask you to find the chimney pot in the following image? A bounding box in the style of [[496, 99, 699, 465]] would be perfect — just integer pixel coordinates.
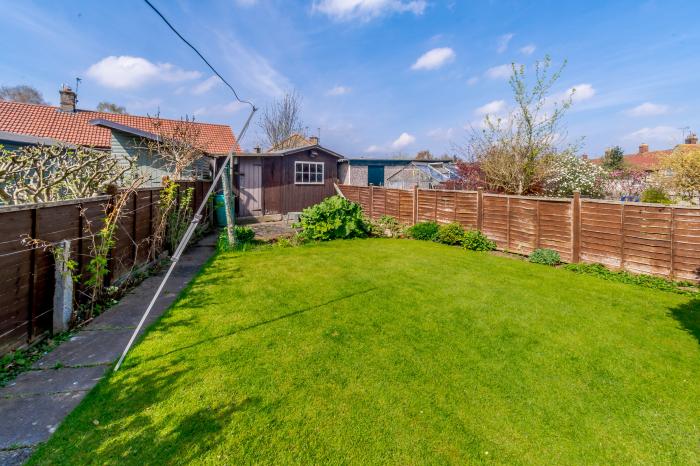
[[59, 85, 77, 112], [309, 136, 319, 145], [254, 146, 261, 154], [685, 132, 698, 145], [639, 143, 649, 153]]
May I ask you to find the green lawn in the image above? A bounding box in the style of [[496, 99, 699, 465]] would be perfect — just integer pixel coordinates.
[[30, 239, 700, 464]]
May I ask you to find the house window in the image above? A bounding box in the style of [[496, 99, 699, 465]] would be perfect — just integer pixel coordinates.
[[295, 161, 324, 184]]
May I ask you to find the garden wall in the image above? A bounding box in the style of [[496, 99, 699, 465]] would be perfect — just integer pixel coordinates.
[[338, 185, 700, 282], [0, 181, 212, 354]]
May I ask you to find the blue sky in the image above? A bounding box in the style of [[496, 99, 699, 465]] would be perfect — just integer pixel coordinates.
[[1, 0, 699, 158]]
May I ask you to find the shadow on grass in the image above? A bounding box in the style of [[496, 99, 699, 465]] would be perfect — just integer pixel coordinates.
[[139, 287, 378, 365], [669, 298, 700, 347]]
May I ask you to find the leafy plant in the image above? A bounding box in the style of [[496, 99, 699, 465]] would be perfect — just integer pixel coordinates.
[[463, 230, 496, 251], [641, 187, 673, 205], [235, 226, 255, 243], [295, 196, 371, 241], [529, 248, 561, 265], [436, 222, 466, 245], [371, 215, 403, 238], [1, 332, 73, 387], [406, 221, 439, 241], [563, 263, 698, 295]]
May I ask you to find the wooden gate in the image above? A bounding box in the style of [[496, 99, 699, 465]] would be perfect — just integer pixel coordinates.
[[238, 158, 263, 217]]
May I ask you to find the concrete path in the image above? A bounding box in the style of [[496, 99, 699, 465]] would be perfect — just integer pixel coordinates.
[[0, 234, 217, 465]]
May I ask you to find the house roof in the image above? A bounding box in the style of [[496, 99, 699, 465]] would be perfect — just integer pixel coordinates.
[[0, 100, 239, 155], [592, 148, 673, 171], [268, 133, 314, 151]]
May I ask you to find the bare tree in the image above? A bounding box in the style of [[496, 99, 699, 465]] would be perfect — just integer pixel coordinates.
[[258, 90, 305, 150], [415, 150, 435, 161], [0, 144, 135, 205], [145, 114, 206, 180], [0, 84, 47, 104], [96, 101, 127, 114], [460, 56, 579, 194]]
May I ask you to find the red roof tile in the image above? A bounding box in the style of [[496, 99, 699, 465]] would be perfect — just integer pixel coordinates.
[[0, 101, 239, 154], [592, 149, 672, 171]]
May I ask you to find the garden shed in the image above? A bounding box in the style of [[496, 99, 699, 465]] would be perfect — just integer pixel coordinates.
[[221, 143, 345, 218]]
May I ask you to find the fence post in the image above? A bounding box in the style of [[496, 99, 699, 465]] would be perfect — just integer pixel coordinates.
[[53, 239, 73, 333], [413, 185, 419, 225], [572, 191, 581, 263], [476, 188, 483, 231], [369, 185, 374, 220]]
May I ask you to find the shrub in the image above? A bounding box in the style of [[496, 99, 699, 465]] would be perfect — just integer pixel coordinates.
[[406, 221, 439, 241], [371, 215, 403, 238], [295, 196, 371, 241], [529, 248, 561, 266], [641, 187, 672, 205], [436, 222, 466, 245], [235, 225, 256, 243], [463, 230, 496, 251], [272, 234, 307, 249], [564, 263, 697, 295]]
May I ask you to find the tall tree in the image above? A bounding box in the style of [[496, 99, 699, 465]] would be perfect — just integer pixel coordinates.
[[461, 56, 578, 194], [258, 91, 304, 150], [0, 85, 46, 104], [659, 144, 700, 203], [601, 146, 625, 171], [144, 113, 205, 180], [96, 101, 127, 114]]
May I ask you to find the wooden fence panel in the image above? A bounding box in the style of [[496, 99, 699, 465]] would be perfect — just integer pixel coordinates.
[[371, 187, 386, 220], [580, 201, 623, 268], [398, 190, 414, 225], [435, 190, 457, 224], [481, 195, 508, 247], [455, 191, 478, 229], [538, 200, 572, 262], [417, 189, 437, 222], [358, 187, 371, 213], [622, 204, 672, 276], [508, 198, 538, 255], [673, 208, 700, 281], [384, 188, 401, 219]]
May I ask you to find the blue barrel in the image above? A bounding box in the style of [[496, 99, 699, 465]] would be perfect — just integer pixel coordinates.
[[214, 194, 228, 227]]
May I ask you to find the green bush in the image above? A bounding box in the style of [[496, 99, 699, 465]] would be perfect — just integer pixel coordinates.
[[563, 263, 698, 295], [463, 230, 496, 251], [295, 196, 371, 241], [436, 222, 466, 245], [641, 187, 673, 205], [235, 225, 256, 243], [529, 248, 561, 266], [371, 215, 403, 238], [217, 226, 256, 252], [406, 221, 439, 241]]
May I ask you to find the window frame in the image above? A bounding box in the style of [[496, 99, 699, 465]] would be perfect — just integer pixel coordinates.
[[294, 161, 325, 185]]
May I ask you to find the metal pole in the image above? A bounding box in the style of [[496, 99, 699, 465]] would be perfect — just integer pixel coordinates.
[[114, 107, 256, 372]]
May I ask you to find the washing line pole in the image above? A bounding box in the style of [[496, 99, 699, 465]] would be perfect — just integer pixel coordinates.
[[114, 106, 256, 372]]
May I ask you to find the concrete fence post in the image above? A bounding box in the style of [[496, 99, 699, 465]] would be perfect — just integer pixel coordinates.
[[53, 239, 73, 333]]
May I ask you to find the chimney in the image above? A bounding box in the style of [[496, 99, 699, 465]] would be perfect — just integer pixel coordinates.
[[309, 136, 319, 146], [639, 143, 649, 154], [253, 146, 261, 154], [685, 132, 698, 145], [59, 85, 77, 112], [581, 154, 588, 160]]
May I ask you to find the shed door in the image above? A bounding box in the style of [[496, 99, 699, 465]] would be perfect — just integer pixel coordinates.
[[368, 165, 385, 186], [239, 158, 263, 217]]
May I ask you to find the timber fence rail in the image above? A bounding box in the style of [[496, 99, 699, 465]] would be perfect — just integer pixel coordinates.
[[339, 184, 700, 282], [0, 180, 213, 354]]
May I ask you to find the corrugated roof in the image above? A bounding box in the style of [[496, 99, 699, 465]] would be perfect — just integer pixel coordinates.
[[0, 100, 239, 154]]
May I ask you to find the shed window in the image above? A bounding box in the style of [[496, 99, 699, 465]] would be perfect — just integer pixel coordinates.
[[295, 161, 324, 184]]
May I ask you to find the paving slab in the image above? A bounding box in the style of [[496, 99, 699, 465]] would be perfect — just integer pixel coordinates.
[[0, 392, 88, 448], [0, 448, 33, 466], [2, 366, 107, 398], [32, 329, 135, 369]]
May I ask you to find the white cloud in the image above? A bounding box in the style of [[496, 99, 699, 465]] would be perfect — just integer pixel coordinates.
[[192, 75, 222, 95], [86, 56, 201, 89], [475, 100, 506, 116], [567, 83, 596, 103], [623, 126, 680, 146], [366, 144, 383, 153], [428, 127, 455, 140], [411, 47, 456, 71], [497, 33, 514, 53], [313, 0, 426, 21], [485, 64, 513, 79], [326, 85, 351, 96], [467, 76, 479, 86], [520, 44, 536, 55], [391, 132, 416, 149], [626, 102, 669, 117]]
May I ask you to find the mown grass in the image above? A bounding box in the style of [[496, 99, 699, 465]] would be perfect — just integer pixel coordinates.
[[30, 239, 700, 464]]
